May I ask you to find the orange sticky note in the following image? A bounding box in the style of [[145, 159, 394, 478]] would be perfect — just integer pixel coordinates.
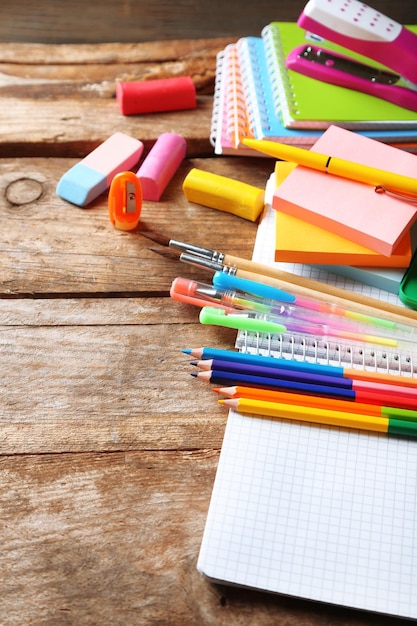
[[274, 161, 412, 266]]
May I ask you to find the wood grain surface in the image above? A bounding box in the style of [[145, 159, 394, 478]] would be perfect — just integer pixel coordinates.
[[0, 8, 415, 625], [0, 0, 415, 43]]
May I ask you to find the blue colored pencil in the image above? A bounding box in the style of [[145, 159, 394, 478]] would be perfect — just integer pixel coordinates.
[[183, 346, 417, 388], [192, 358, 353, 389], [192, 369, 356, 400]]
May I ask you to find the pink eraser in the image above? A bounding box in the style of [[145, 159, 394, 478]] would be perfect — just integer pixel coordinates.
[[116, 76, 196, 116], [136, 133, 187, 201], [56, 132, 144, 207]]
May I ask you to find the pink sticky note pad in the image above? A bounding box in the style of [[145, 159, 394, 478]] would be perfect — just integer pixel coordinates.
[[136, 133, 187, 201], [273, 126, 417, 256], [56, 132, 144, 207]]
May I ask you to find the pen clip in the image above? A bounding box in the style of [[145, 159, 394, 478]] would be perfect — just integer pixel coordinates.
[[374, 186, 417, 204]]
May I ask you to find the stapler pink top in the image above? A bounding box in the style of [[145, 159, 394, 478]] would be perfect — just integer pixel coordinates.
[[291, 0, 417, 110], [298, 0, 417, 84]]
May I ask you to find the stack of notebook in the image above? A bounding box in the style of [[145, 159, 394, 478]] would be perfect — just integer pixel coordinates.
[[211, 21, 417, 293], [197, 11, 417, 620], [210, 22, 417, 156]]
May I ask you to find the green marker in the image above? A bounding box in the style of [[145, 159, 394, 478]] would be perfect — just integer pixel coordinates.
[[199, 307, 287, 334]]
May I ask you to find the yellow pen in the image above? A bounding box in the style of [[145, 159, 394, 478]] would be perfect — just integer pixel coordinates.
[[242, 137, 417, 200]]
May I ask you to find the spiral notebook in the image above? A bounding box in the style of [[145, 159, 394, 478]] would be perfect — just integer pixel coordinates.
[[210, 39, 320, 155], [197, 208, 417, 619], [262, 21, 417, 130], [210, 29, 417, 156]]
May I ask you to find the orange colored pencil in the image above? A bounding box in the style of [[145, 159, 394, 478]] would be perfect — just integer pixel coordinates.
[[213, 385, 417, 420]]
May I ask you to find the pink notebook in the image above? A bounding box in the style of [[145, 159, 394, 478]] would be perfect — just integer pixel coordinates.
[[272, 126, 417, 256]]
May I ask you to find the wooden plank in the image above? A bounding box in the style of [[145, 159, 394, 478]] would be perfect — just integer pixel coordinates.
[[0, 96, 215, 157], [0, 0, 414, 44], [0, 39, 231, 157], [0, 39, 233, 157], [0, 297, 237, 454], [0, 156, 271, 295], [0, 450, 401, 625]]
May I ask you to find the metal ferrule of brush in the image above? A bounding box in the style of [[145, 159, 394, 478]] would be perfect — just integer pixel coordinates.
[[179, 252, 224, 272], [169, 240, 225, 263]]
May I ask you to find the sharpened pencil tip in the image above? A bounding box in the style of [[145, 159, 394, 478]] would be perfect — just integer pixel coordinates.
[[190, 372, 198, 377], [190, 361, 198, 366], [182, 349, 192, 354]]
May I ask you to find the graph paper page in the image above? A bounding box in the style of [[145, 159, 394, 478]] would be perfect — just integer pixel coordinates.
[[197, 199, 417, 618], [197, 412, 417, 617]]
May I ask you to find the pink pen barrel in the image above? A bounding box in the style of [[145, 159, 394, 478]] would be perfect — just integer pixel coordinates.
[[137, 133, 186, 201]]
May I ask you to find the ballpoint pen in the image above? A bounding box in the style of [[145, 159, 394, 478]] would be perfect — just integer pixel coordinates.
[[171, 275, 417, 345], [198, 307, 413, 349], [241, 137, 417, 200], [211, 271, 417, 333]]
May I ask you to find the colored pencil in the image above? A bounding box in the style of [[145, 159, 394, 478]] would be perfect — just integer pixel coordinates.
[[192, 369, 417, 410], [191, 358, 417, 399], [183, 347, 417, 387], [192, 358, 356, 388], [220, 397, 417, 438], [214, 385, 417, 422]]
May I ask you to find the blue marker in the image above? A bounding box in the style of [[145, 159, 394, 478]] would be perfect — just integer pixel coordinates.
[[212, 271, 295, 302]]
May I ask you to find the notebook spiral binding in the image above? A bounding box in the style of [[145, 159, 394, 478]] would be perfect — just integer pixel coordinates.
[[210, 43, 250, 153], [224, 43, 249, 148], [210, 50, 226, 151], [237, 37, 270, 139], [235, 330, 417, 377], [262, 23, 299, 121]]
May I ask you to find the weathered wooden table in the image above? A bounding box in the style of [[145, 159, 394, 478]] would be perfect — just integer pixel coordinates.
[[0, 38, 410, 625]]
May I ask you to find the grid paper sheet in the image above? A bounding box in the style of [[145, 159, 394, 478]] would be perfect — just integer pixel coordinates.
[[197, 204, 417, 618], [197, 413, 417, 617]]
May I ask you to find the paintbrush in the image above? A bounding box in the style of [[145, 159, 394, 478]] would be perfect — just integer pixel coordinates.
[[143, 229, 417, 324]]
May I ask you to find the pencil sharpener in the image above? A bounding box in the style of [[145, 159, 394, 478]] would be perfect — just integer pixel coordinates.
[[108, 171, 142, 231]]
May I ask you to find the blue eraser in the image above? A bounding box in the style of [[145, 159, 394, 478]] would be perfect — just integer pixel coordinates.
[[56, 132, 144, 207]]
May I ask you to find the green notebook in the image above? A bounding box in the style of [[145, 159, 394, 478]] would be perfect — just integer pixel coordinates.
[[262, 22, 417, 129]]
